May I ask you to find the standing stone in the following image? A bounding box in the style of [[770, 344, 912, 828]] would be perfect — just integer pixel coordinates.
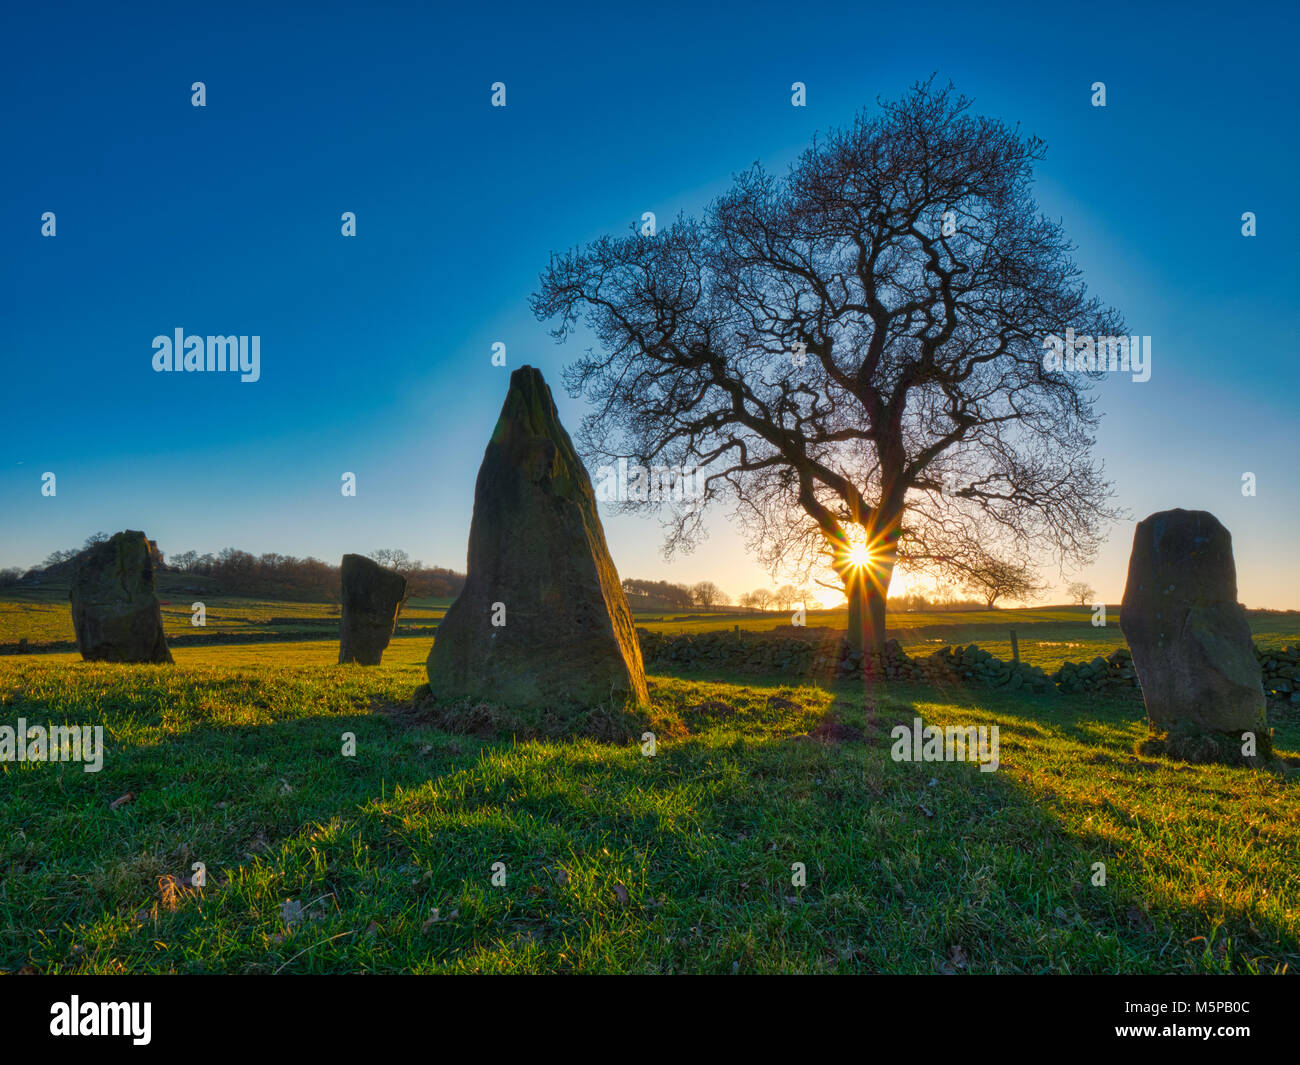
[[339, 554, 407, 665], [427, 365, 648, 710], [70, 530, 173, 663], [1120, 509, 1267, 747]]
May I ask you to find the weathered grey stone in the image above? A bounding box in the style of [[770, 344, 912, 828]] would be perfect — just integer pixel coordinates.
[[426, 365, 648, 710], [1120, 509, 1266, 737], [339, 554, 407, 665], [70, 530, 173, 663]]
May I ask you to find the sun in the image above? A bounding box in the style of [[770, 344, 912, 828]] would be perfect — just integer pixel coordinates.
[[839, 524, 877, 570], [846, 542, 874, 568]]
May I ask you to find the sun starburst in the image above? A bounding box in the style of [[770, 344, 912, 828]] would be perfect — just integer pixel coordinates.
[[838, 524, 879, 571]]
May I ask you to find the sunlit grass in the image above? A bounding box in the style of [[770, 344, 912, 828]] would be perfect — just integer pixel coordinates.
[[0, 645, 1295, 974], [7, 589, 1297, 678]]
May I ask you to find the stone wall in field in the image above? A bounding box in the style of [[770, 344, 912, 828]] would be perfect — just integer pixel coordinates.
[[1257, 645, 1300, 704], [635, 628, 1299, 703], [1046, 645, 1300, 703], [635, 628, 1055, 693], [1051, 648, 1138, 693]]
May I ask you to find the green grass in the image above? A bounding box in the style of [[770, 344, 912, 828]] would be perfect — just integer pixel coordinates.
[[0, 589, 453, 646], [1, 639, 1296, 974], [7, 588, 1298, 675]]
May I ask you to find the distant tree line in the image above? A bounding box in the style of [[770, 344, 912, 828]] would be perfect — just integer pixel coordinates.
[[621, 578, 696, 610], [166, 547, 465, 600], [890, 592, 988, 613], [614, 576, 1003, 614], [737, 585, 806, 612], [5, 537, 465, 601], [167, 549, 343, 599], [620, 579, 736, 610]]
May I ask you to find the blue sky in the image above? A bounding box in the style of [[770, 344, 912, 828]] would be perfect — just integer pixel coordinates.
[[2, 0, 1297, 607]]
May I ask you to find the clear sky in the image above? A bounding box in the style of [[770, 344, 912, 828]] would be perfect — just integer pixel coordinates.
[[2, 0, 1297, 607]]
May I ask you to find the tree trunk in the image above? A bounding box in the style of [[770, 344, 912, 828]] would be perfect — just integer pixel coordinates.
[[844, 559, 893, 653], [833, 499, 902, 654]]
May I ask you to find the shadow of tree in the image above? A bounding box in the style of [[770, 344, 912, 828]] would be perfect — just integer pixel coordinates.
[[1, 669, 1295, 974]]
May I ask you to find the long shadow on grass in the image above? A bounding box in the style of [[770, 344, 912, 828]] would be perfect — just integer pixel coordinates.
[[810, 674, 1298, 974], [2, 670, 1296, 974], [650, 665, 1298, 973]]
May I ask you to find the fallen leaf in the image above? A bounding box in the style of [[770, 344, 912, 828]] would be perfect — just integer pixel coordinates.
[[612, 883, 630, 905], [109, 792, 135, 811]]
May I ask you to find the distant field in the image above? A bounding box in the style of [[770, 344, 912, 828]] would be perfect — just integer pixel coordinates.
[[4, 589, 1297, 675], [0, 589, 452, 648]]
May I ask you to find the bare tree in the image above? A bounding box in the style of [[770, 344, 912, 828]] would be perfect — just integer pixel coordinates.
[[170, 550, 199, 572], [1066, 580, 1095, 605], [691, 580, 726, 608], [960, 555, 1048, 609], [370, 548, 423, 574], [534, 78, 1123, 651], [773, 584, 799, 610], [750, 587, 774, 611]]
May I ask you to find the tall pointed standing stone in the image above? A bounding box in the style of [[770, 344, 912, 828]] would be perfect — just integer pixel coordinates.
[[70, 530, 173, 663], [1120, 509, 1268, 759], [427, 365, 648, 711]]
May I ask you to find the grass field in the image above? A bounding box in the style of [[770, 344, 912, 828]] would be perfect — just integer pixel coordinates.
[[2, 623, 1298, 974], [6, 588, 1299, 674], [0, 588, 452, 647]]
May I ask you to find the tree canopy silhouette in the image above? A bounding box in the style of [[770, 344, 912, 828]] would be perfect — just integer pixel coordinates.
[[533, 78, 1123, 651]]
